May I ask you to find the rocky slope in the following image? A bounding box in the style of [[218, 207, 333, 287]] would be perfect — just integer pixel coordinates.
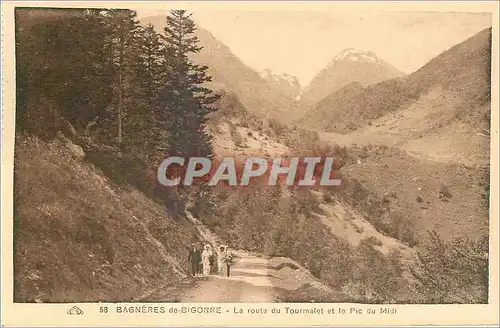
[[13, 134, 201, 302], [303, 28, 493, 245], [260, 69, 301, 100]]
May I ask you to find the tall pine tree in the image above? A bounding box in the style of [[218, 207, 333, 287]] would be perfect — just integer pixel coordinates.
[[161, 10, 219, 159], [136, 24, 166, 109], [102, 9, 142, 145], [124, 23, 167, 162]]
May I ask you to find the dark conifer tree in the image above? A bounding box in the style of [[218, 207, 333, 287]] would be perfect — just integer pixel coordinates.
[[102, 9, 142, 145], [124, 23, 167, 162], [136, 24, 166, 109]]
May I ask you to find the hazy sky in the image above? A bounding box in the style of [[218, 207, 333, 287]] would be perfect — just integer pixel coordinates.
[[136, 8, 491, 86]]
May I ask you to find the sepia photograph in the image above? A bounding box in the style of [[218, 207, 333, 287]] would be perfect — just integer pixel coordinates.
[[1, 1, 499, 327]]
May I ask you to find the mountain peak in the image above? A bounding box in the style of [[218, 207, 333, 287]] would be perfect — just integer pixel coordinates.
[[260, 69, 298, 83], [329, 48, 379, 66], [301, 48, 404, 106], [260, 69, 301, 99]]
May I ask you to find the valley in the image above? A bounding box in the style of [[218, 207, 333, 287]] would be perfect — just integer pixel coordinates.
[[12, 8, 492, 305]]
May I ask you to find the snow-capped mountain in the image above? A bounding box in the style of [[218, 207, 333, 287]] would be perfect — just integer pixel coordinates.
[[260, 69, 301, 100], [302, 28, 492, 134], [330, 48, 379, 63], [300, 48, 404, 107]]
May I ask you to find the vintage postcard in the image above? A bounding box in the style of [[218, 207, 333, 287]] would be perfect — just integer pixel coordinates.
[[1, 1, 499, 327]]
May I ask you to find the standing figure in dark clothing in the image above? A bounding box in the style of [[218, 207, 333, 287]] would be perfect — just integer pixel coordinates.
[[187, 244, 201, 276]]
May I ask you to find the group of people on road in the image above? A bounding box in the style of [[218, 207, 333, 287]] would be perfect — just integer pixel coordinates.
[[188, 243, 233, 277]]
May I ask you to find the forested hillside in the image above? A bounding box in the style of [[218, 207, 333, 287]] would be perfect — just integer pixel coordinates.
[[14, 8, 219, 302]]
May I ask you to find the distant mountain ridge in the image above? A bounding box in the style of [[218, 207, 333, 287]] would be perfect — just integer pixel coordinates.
[[300, 48, 405, 106], [303, 27, 492, 135]]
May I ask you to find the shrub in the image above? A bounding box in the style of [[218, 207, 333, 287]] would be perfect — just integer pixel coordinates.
[[347, 240, 407, 303], [22, 97, 70, 140], [388, 211, 418, 247], [269, 118, 287, 136], [364, 236, 383, 247], [232, 130, 244, 147], [84, 146, 151, 193], [438, 183, 452, 202]]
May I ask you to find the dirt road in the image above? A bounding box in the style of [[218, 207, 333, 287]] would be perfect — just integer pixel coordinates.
[[143, 247, 349, 303], [141, 212, 344, 303], [143, 251, 277, 302], [180, 252, 275, 302]]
